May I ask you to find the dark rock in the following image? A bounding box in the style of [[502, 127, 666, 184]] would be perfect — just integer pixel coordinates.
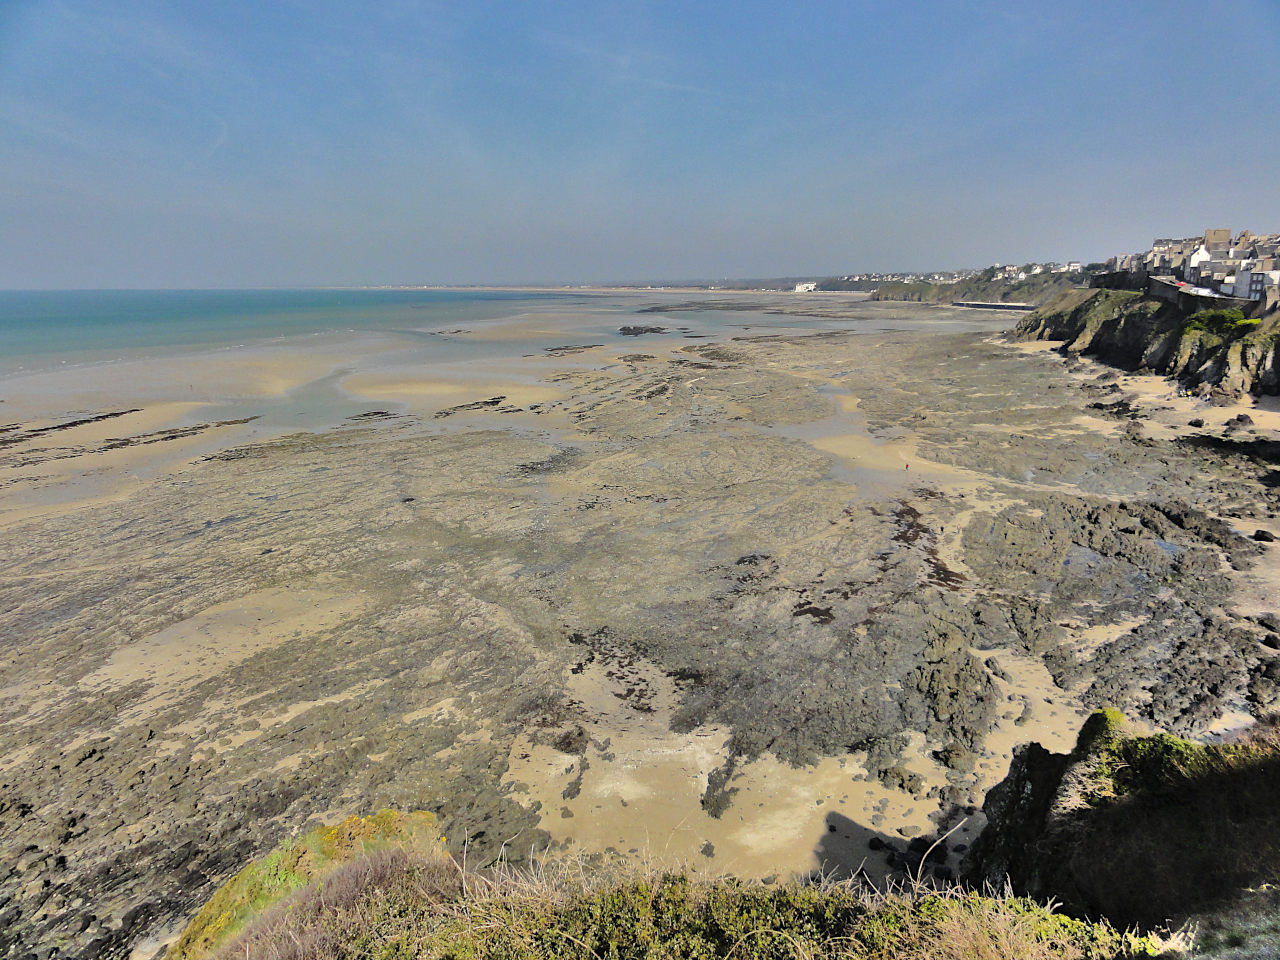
[[962, 742, 1071, 896], [879, 765, 925, 794], [1188, 418, 1205, 428], [551, 726, 589, 755], [933, 741, 976, 772], [1252, 530, 1276, 543]]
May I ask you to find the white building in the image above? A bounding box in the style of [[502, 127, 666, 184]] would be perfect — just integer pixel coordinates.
[[1235, 260, 1280, 300], [1185, 244, 1214, 282], [794, 282, 818, 292]]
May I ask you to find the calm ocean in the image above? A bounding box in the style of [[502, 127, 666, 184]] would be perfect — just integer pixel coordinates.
[[0, 289, 611, 375], [0, 288, 1009, 385]]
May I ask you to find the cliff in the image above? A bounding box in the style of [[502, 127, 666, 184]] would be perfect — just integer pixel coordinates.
[[1014, 289, 1280, 395], [964, 710, 1280, 948]]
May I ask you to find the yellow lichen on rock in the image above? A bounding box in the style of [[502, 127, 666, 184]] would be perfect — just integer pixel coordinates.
[[165, 809, 442, 960]]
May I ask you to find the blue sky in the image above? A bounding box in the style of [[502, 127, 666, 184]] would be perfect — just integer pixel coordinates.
[[1, 1, 1278, 287]]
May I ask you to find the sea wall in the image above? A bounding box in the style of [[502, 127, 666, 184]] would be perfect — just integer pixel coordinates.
[[1014, 288, 1280, 395]]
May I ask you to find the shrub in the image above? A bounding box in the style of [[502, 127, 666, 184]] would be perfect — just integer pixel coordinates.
[[188, 844, 1169, 960], [1183, 308, 1259, 338]]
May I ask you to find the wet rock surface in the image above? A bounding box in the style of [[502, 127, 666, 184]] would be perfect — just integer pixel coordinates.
[[2, 322, 1278, 957]]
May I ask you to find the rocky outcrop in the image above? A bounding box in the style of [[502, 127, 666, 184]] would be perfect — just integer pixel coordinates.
[[961, 712, 1116, 917], [964, 710, 1280, 931], [1015, 289, 1280, 395]]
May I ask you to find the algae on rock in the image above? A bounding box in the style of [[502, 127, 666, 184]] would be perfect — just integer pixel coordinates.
[[167, 809, 443, 960]]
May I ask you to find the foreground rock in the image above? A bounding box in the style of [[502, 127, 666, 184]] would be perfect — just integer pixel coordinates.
[[965, 709, 1280, 937]]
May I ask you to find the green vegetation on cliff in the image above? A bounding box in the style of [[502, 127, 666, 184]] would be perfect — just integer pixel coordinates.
[[1182, 309, 1259, 339], [172, 841, 1162, 960]]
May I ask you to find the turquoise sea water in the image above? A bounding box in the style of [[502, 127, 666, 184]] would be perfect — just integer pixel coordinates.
[[0, 288, 1015, 377], [0, 289, 604, 374]]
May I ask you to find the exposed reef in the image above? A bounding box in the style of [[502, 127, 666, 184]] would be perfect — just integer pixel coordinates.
[[4, 322, 1280, 957]]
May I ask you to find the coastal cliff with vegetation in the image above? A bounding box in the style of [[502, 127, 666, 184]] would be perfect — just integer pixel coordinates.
[[1015, 289, 1280, 395]]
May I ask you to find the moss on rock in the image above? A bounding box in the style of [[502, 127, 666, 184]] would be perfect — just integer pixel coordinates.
[[166, 809, 443, 960]]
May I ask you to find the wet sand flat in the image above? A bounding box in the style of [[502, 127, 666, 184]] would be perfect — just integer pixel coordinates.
[[3, 297, 1279, 957]]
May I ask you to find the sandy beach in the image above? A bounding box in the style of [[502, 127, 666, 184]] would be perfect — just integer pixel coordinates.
[[3, 293, 1278, 956]]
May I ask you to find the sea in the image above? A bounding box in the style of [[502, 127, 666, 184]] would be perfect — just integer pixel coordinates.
[[0, 289, 636, 375], [0, 288, 1009, 434], [0, 287, 1016, 375]]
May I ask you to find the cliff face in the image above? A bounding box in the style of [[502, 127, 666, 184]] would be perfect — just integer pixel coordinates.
[[1015, 289, 1280, 395], [964, 711, 1280, 934], [962, 711, 1120, 920]]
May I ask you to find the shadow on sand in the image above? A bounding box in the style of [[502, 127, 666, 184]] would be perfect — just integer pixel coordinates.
[[811, 811, 954, 886]]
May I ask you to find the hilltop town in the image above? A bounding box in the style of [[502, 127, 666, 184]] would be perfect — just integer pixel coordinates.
[[805, 261, 1086, 293], [1107, 229, 1280, 313]]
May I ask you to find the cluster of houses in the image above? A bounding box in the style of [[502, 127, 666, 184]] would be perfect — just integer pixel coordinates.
[[1110, 230, 1280, 309], [988, 261, 1082, 282], [809, 270, 979, 290]]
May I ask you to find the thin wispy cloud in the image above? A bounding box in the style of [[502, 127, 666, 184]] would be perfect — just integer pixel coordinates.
[[0, 1, 1277, 287]]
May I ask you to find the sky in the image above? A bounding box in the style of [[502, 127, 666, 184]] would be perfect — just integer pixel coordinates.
[[1, 1, 1278, 288]]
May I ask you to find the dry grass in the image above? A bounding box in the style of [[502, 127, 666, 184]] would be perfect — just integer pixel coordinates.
[[205, 848, 1167, 960]]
